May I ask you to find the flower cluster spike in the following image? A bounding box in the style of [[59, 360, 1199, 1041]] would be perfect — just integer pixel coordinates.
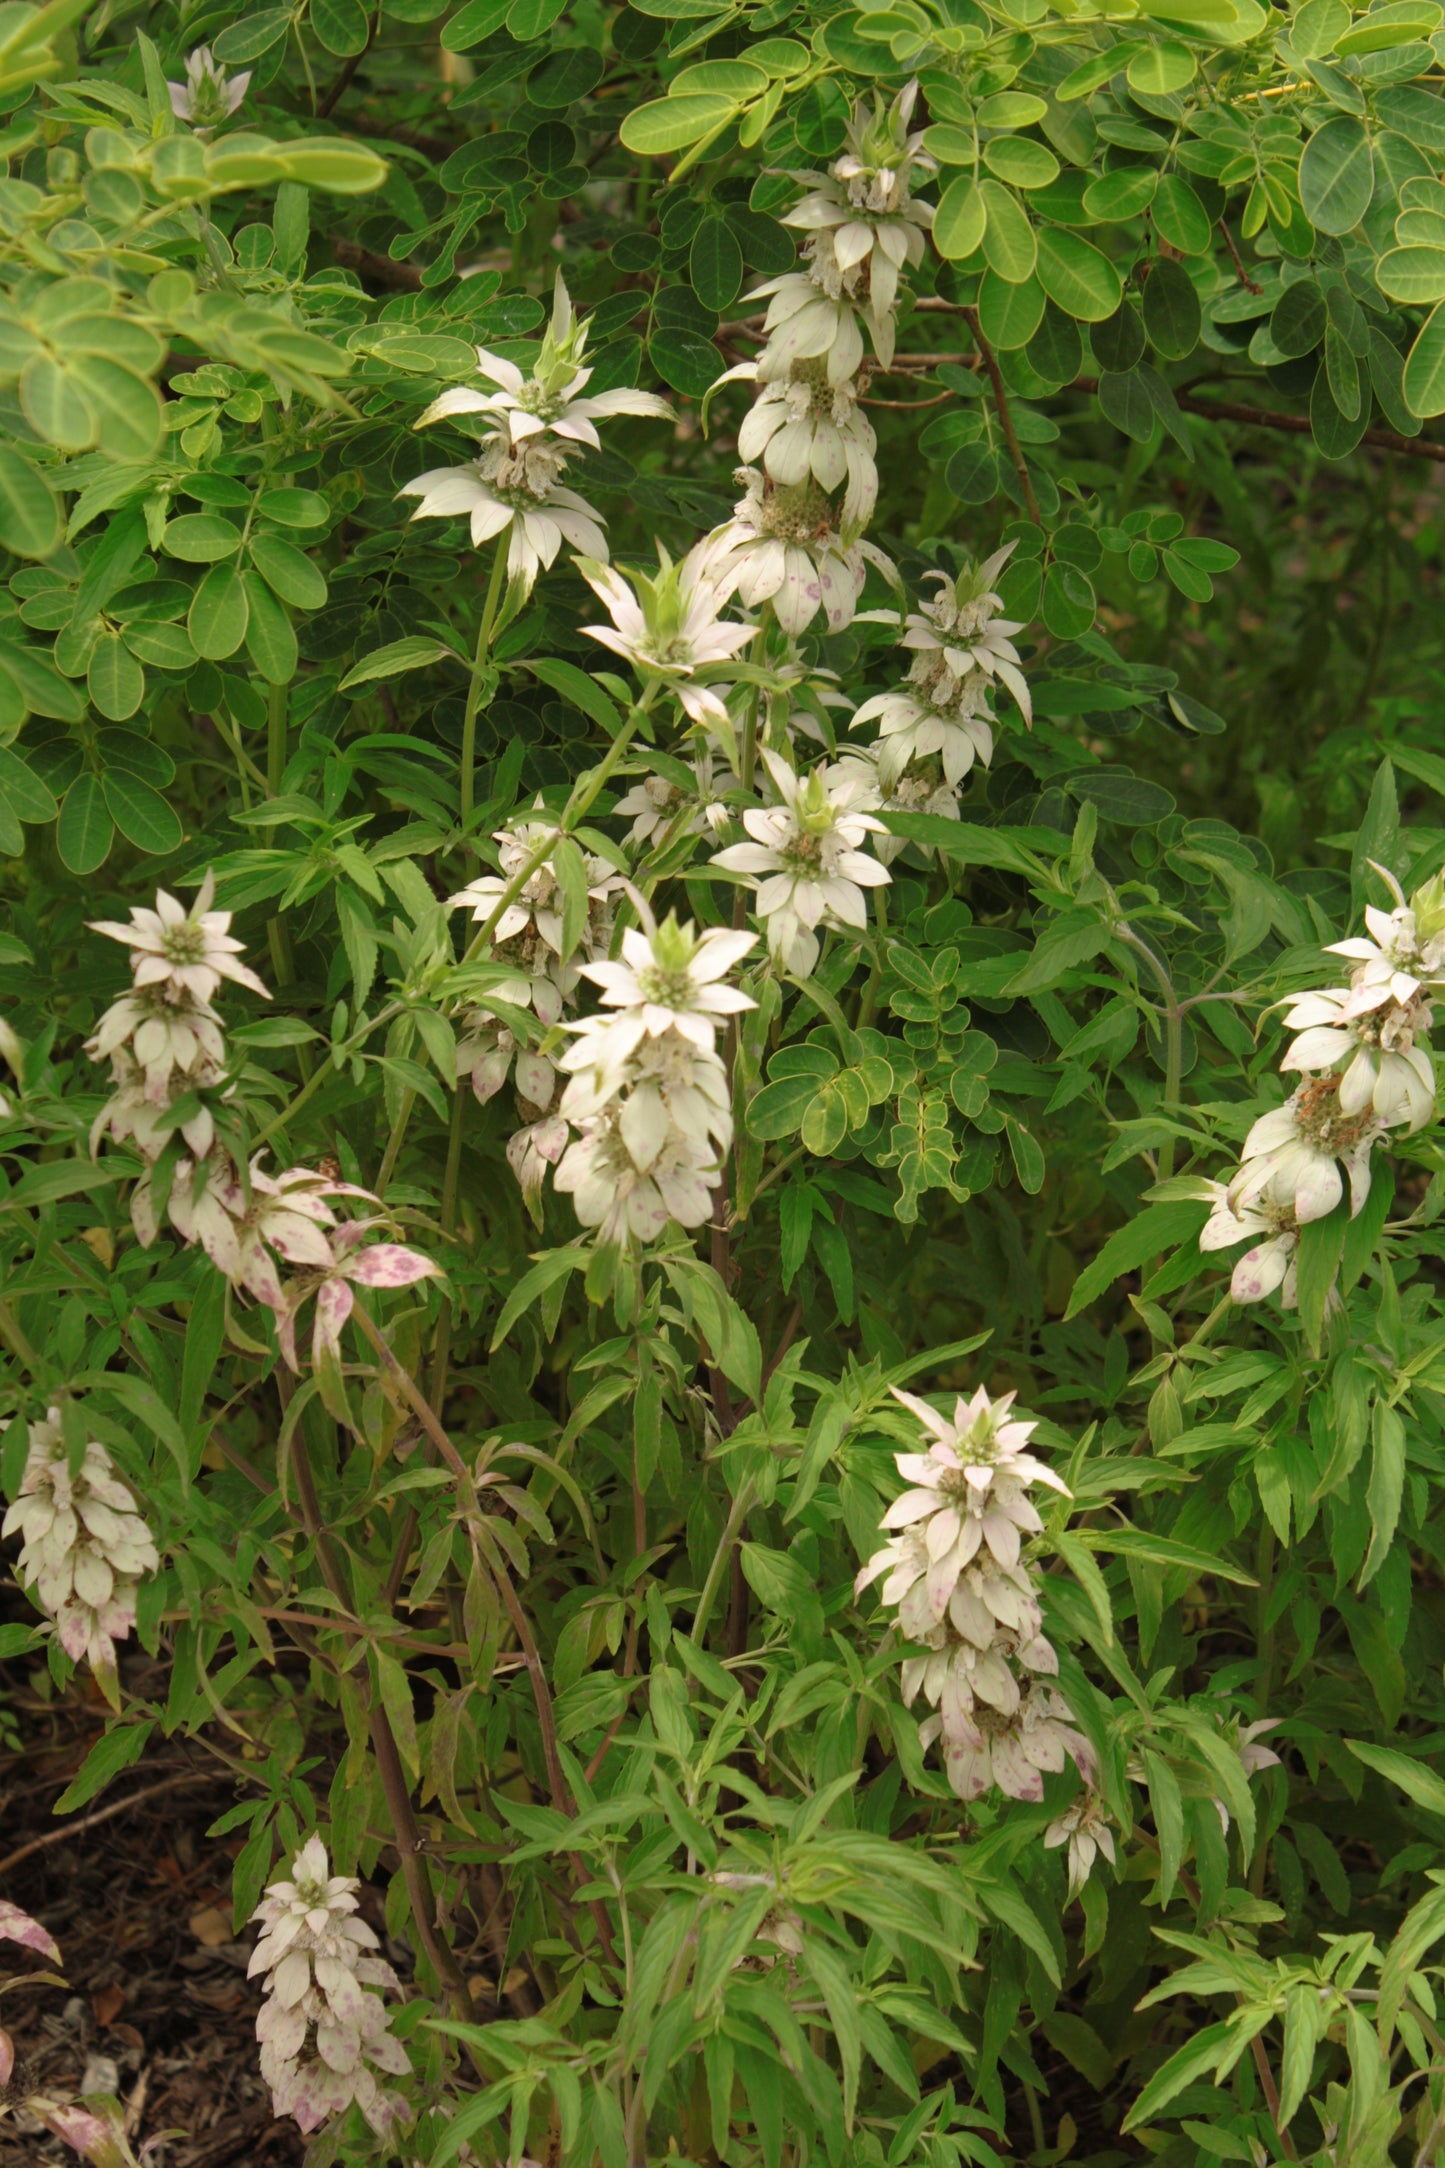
[[711, 747, 891, 976], [856, 1383, 1096, 1806], [401, 272, 672, 597], [450, 803, 626, 1220], [698, 81, 931, 636], [845, 547, 1032, 841], [249, 1836, 410, 2139], [554, 909, 756, 1243], [1, 1408, 159, 1704], [1199, 862, 1443, 1309], [167, 45, 250, 132], [86, 880, 437, 1394]]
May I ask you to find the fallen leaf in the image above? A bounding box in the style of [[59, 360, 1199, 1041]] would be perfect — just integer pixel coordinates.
[[187, 1905, 231, 1948], [92, 1985, 125, 2028]]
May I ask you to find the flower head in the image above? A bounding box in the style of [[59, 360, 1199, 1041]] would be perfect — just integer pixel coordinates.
[[897, 551, 1031, 724], [554, 1110, 719, 1244], [168, 46, 250, 131], [89, 870, 269, 1005], [1327, 864, 1445, 1008], [730, 359, 879, 530], [576, 544, 756, 725], [698, 466, 892, 638], [934, 1678, 1095, 1805], [576, 914, 756, 1058], [711, 748, 890, 974]]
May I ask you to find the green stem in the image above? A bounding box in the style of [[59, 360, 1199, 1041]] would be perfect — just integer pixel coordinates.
[[428, 1083, 468, 1411], [1117, 923, 1184, 1180], [264, 683, 301, 1006], [460, 540, 508, 828], [691, 1477, 757, 1648], [250, 999, 406, 1151]]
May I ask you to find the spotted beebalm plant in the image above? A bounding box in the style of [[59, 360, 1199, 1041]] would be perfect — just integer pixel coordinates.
[[5, 7, 1445, 2166]]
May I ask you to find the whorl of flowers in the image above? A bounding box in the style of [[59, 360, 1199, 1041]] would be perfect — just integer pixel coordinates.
[[700, 86, 932, 637], [2, 1408, 158, 1702], [553, 909, 756, 1244], [851, 548, 1031, 802], [450, 810, 624, 1216], [575, 544, 757, 726], [856, 1384, 1094, 1808], [711, 747, 890, 977], [167, 45, 250, 132], [1195, 865, 1443, 1310], [403, 276, 670, 596], [249, 1836, 409, 2140], [87, 882, 436, 1385]]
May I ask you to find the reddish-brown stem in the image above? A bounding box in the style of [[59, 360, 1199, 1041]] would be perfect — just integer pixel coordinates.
[[963, 307, 1041, 525]]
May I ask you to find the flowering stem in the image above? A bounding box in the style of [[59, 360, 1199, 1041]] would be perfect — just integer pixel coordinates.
[[284, 1386, 471, 2012], [250, 998, 406, 1150], [1116, 924, 1185, 1180], [459, 538, 508, 828], [461, 686, 657, 968]]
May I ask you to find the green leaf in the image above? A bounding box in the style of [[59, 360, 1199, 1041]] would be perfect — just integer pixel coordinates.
[[249, 531, 328, 610], [53, 1720, 154, 1813], [1152, 172, 1214, 254], [524, 655, 625, 737], [0, 745, 55, 822], [1142, 257, 1201, 359], [1295, 1196, 1348, 1349], [690, 215, 744, 313], [1345, 1735, 1445, 1817], [188, 562, 250, 660], [933, 174, 987, 261], [68, 356, 163, 460], [271, 139, 389, 194], [1377, 246, 1445, 304], [242, 569, 298, 684], [0, 447, 59, 557], [1086, 1527, 1255, 1585], [1036, 227, 1123, 322], [1358, 1401, 1406, 1590], [20, 353, 93, 450], [620, 94, 736, 157], [1042, 561, 1095, 637], [312, 0, 371, 52], [648, 326, 719, 398], [339, 635, 464, 689], [87, 631, 144, 721], [56, 772, 113, 873], [1299, 115, 1374, 234], [980, 179, 1036, 283], [1403, 300, 1445, 416], [163, 513, 243, 563], [1065, 1201, 1208, 1319], [103, 769, 182, 855], [440, 0, 511, 47]]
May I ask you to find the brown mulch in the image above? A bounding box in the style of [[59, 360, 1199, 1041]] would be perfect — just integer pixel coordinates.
[[0, 1673, 304, 2168]]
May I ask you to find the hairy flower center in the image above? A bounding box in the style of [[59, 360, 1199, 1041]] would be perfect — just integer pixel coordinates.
[[1294, 1075, 1376, 1152]]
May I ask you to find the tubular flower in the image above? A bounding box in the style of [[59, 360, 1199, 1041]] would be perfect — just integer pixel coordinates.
[[1044, 1795, 1118, 1900], [1199, 1182, 1300, 1306], [898, 553, 1032, 724], [711, 748, 890, 976], [575, 545, 757, 726], [450, 810, 622, 965], [277, 1221, 440, 1373], [857, 1384, 1069, 1610], [1277, 982, 1435, 1132], [249, 1837, 409, 2140], [417, 274, 671, 452], [1227, 1078, 1385, 1225], [2, 1410, 158, 1699]]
